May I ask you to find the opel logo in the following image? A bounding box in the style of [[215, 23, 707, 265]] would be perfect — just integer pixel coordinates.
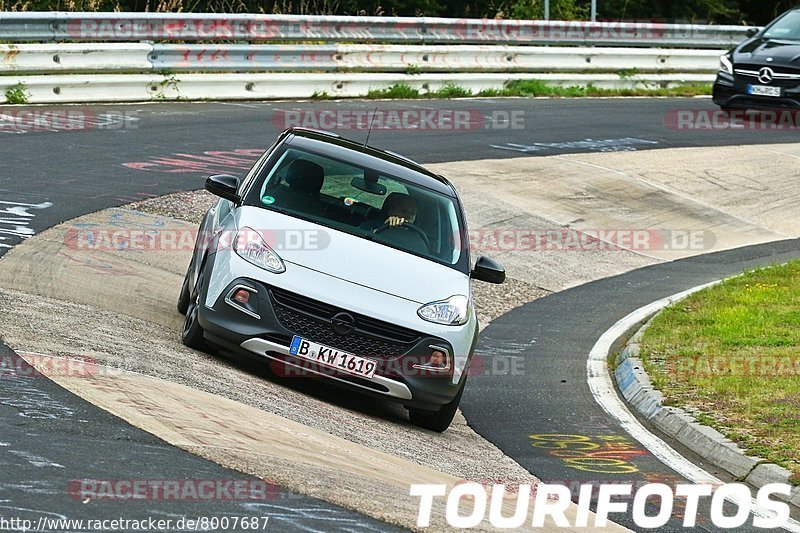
[[758, 67, 775, 84], [331, 312, 355, 335]]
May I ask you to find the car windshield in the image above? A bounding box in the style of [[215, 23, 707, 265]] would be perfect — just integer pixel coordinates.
[[248, 146, 464, 267], [763, 11, 800, 40]]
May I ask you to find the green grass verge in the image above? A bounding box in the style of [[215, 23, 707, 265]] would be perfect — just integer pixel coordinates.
[[482, 80, 712, 98], [638, 261, 800, 483], [312, 80, 712, 100]]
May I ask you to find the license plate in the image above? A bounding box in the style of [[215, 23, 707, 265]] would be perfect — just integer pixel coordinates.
[[748, 84, 781, 97], [289, 336, 377, 378]]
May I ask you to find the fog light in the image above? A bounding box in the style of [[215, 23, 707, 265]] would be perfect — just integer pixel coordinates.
[[412, 345, 451, 373], [233, 289, 250, 305], [430, 350, 447, 368]]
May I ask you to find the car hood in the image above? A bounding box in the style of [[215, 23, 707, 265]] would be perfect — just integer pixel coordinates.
[[735, 38, 800, 66], [234, 206, 469, 304]]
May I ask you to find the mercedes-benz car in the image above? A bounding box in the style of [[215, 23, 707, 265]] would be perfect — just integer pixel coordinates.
[[177, 127, 505, 432], [713, 9, 800, 110]]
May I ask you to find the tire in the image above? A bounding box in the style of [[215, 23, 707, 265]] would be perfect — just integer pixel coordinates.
[[177, 267, 191, 315], [408, 376, 467, 433], [181, 260, 206, 351]]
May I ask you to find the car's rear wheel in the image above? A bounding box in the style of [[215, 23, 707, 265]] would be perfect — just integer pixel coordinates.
[[408, 376, 466, 433], [181, 260, 206, 350]]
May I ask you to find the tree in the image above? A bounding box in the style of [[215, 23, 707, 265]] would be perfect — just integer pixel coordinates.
[[506, 0, 589, 20]]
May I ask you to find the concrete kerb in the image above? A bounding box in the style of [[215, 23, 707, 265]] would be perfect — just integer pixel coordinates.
[[613, 307, 800, 506]]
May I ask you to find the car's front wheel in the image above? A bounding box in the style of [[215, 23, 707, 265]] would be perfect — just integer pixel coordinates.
[[181, 260, 206, 350], [177, 266, 191, 315], [408, 376, 466, 433]]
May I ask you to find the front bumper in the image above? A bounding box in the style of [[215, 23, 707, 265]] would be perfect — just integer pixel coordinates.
[[196, 264, 468, 409], [713, 71, 800, 109]]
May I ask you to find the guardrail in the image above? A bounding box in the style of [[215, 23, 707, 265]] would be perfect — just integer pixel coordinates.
[[0, 12, 754, 48], [0, 43, 722, 74], [0, 12, 740, 103], [0, 72, 716, 104]]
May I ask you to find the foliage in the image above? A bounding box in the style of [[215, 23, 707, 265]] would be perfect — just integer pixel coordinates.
[[0, 0, 793, 25], [5, 83, 29, 104], [361, 80, 710, 99], [429, 83, 473, 98], [507, 0, 587, 21], [365, 83, 421, 98]]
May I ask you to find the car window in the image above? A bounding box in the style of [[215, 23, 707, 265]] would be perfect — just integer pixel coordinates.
[[320, 174, 409, 210], [764, 11, 800, 40], [250, 147, 464, 267]]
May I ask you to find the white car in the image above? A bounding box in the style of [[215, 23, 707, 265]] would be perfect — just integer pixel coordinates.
[[178, 128, 505, 432]]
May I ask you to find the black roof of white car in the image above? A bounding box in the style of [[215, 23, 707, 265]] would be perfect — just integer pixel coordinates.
[[284, 128, 459, 198]]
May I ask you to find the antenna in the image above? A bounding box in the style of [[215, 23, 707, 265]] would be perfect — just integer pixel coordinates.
[[364, 107, 379, 147]]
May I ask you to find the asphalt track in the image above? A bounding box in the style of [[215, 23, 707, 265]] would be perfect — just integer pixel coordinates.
[[1, 97, 798, 531]]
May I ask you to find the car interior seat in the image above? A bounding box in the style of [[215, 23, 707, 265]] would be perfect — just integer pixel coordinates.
[[278, 159, 326, 212]]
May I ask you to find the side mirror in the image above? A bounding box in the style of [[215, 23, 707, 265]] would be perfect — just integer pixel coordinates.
[[472, 256, 505, 284], [746, 27, 759, 38], [205, 174, 241, 203]]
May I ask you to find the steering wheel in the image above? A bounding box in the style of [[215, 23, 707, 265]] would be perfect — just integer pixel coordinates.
[[373, 222, 430, 251]]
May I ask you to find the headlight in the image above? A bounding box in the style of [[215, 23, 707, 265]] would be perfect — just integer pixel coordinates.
[[417, 295, 470, 326], [719, 54, 733, 75], [233, 227, 285, 273]]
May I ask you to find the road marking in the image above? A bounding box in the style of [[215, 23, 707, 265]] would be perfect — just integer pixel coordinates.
[[587, 280, 800, 532], [217, 102, 263, 109], [529, 434, 645, 474], [491, 138, 658, 154], [0, 200, 52, 251]]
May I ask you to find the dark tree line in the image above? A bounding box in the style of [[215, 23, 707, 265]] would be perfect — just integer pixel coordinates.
[[2, 0, 796, 26]]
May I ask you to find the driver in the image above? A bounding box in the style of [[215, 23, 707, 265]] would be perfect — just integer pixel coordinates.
[[362, 192, 418, 231]]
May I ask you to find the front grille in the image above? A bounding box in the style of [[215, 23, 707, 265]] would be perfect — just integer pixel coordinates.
[[735, 65, 800, 88], [737, 64, 800, 76], [269, 286, 422, 358]]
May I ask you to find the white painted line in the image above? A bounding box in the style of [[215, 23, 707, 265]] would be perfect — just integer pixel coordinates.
[[216, 102, 262, 109], [587, 280, 800, 532]]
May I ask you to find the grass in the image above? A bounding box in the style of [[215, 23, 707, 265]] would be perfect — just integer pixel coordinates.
[[365, 84, 423, 99], [5, 82, 29, 104], [310, 80, 713, 101], [638, 261, 800, 482], [480, 79, 712, 98]]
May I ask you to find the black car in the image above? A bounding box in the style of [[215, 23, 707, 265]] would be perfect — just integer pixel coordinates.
[[713, 9, 800, 110]]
